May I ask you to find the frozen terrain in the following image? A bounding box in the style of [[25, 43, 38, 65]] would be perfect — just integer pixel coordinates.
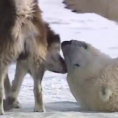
[[2, 0, 118, 117]]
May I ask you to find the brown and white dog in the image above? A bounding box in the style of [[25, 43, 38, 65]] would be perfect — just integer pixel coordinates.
[[5, 24, 67, 112], [0, 0, 47, 114]]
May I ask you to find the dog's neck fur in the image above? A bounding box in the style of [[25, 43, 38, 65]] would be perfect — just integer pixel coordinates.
[[0, 0, 47, 61], [14, 0, 37, 18], [0, 0, 38, 42], [12, 0, 47, 61]]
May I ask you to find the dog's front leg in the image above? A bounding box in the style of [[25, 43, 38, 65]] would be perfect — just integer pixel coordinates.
[[31, 65, 45, 112], [0, 75, 5, 115], [4, 74, 11, 99], [7, 60, 27, 108], [0, 65, 8, 115]]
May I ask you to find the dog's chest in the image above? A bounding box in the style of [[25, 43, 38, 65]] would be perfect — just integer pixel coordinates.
[[12, 15, 38, 50]]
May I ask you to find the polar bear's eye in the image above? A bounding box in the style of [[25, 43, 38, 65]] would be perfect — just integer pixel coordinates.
[[74, 64, 80, 67]]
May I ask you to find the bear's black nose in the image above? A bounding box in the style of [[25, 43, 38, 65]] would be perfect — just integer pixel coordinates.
[[61, 41, 72, 47]]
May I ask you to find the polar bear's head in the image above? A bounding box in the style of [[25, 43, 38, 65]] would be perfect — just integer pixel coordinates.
[[62, 40, 111, 78]]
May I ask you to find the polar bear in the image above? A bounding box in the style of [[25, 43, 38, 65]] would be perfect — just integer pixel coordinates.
[[62, 40, 118, 112]]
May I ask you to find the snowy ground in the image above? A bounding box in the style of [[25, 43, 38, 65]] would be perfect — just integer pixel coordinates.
[[3, 0, 118, 117]]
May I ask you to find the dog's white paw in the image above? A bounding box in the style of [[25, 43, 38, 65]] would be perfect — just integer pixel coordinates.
[[0, 108, 4, 115], [5, 97, 20, 110], [34, 104, 45, 112], [12, 101, 20, 108]]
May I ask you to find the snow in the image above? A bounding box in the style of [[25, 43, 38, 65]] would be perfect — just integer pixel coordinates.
[[3, 0, 118, 117], [40, 0, 118, 58]]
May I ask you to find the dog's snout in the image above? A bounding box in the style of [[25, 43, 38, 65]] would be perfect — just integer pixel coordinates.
[[62, 41, 72, 47]]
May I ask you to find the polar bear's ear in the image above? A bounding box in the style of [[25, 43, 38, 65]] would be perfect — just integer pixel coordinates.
[[77, 41, 88, 49]]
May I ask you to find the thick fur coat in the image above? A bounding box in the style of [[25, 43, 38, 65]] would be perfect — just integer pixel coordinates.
[[0, 0, 47, 114]]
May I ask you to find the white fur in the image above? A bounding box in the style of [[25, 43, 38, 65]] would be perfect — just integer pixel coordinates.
[[62, 41, 118, 112], [14, 0, 36, 17]]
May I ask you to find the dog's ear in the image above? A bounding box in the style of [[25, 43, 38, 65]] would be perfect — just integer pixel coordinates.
[[53, 34, 60, 43], [45, 23, 60, 47]]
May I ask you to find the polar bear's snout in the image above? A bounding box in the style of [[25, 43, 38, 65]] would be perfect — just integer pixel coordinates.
[[61, 41, 72, 47], [61, 40, 90, 72]]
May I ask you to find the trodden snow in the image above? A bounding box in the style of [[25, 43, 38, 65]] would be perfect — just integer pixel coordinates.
[[3, 0, 118, 117]]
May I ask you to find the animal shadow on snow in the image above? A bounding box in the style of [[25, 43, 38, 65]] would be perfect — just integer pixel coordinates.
[[6, 101, 98, 113]]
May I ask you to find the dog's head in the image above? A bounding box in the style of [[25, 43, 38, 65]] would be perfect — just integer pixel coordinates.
[[62, 40, 111, 77], [45, 24, 67, 73]]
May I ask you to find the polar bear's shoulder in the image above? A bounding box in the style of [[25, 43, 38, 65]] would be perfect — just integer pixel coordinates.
[[99, 58, 118, 81]]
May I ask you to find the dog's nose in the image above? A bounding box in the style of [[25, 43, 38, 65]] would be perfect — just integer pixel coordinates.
[[61, 41, 72, 47]]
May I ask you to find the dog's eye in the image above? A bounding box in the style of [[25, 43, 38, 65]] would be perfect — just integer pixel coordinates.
[[74, 64, 80, 67]]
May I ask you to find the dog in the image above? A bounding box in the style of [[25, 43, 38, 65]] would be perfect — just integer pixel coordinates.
[[5, 24, 67, 112], [0, 0, 47, 114], [62, 40, 118, 111]]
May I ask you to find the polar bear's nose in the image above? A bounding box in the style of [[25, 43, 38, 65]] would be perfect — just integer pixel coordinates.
[[62, 41, 72, 47], [62, 40, 88, 49]]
